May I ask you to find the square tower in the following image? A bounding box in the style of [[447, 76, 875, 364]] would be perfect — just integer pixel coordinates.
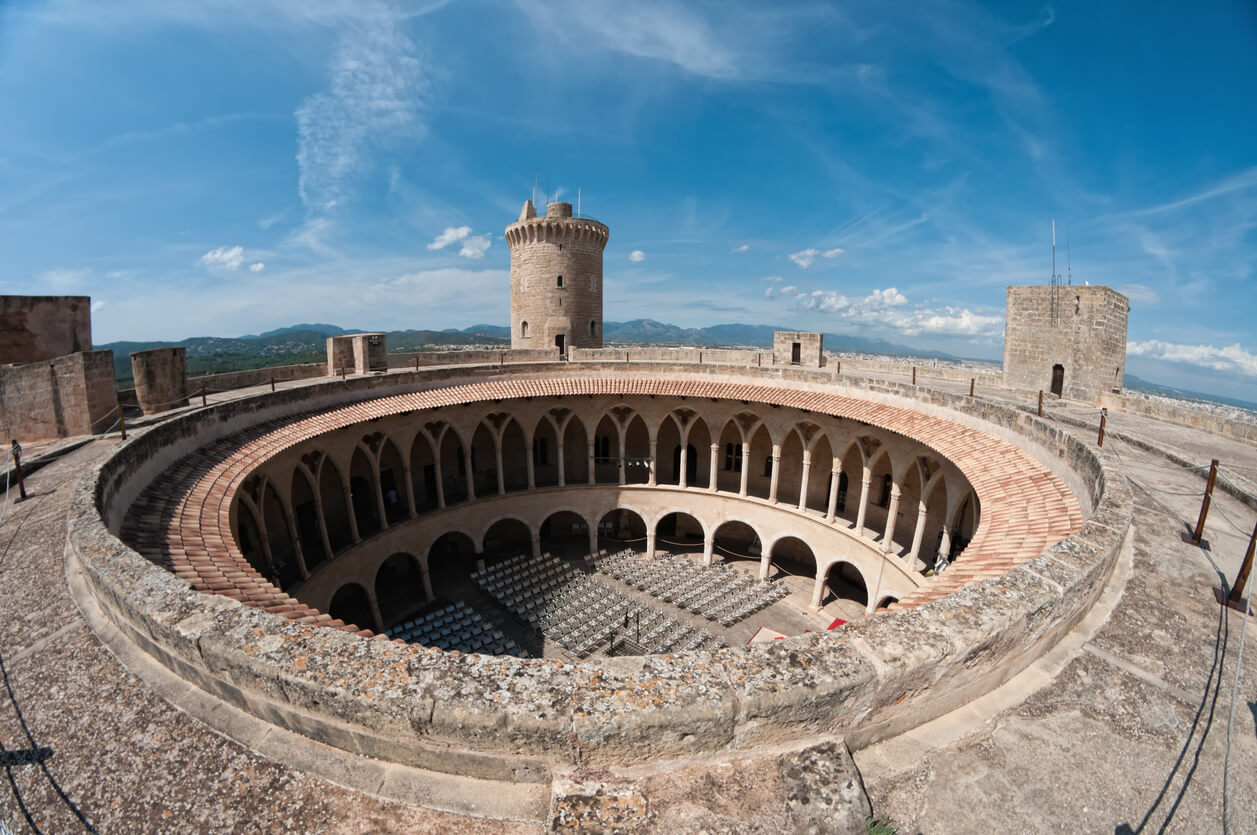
[[1003, 285, 1129, 403]]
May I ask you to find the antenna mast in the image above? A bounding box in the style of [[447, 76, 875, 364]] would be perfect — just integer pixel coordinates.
[[532, 174, 538, 207], [1049, 219, 1062, 324], [1067, 231, 1072, 286], [577, 187, 581, 218]]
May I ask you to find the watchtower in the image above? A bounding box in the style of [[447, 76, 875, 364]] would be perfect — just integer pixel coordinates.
[[505, 200, 609, 355], [1003, 285, 1130, 403]]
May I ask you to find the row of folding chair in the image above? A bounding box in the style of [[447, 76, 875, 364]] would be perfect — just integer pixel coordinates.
[[387, 602, 523, 656]]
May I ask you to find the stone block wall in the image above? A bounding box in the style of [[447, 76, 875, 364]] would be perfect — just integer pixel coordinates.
[[352, 333, 388, 373], [0, 295, 92, 365], [0, 350, 117, 441], [774, 332, 824, 367], [131, 347, 188, 416], [507, 201, 609, 352], [326, 336, 356, 376], [1003, 285, 1129, 403]]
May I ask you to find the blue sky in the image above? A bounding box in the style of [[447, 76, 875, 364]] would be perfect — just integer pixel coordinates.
[[2, 1, 1255, 402]]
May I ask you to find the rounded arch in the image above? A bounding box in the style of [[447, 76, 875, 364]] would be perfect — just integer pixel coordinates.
[[687, 416, 713, 489], [374, 553, 425, 628], [235, 500, 269, 580], [532, 415, 560, 488], [481, 516, 532, 558], [539, 509, 593, 558], [470, 421, 497, 498], [711, 519, 764, 563], [427, 530, 477, 596], [520, 320, 529, 338], [715, 418, 745, 493], [822, 560, 870, 609], [875, 593, 899, 610], [654, 511, 704, 555], [328, 583, 376, 633], [805, 433, 834, 513], [746, 423, 773, 500], [261, 482, 300, 589], [438, 428, 468, 504], [562, 415, 588, 485], [597, 507, 648, 550], [500, 417, 529, 493], [767, 534, 815, 580], [656, 414, 683, 486], [777, 428, 806, 506], [623, 414, 650, 484], [592, 413, 619, 484]]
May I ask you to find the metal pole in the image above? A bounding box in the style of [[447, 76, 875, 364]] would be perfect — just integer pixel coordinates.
[[118, 404, 127, 441], [969, 378, 974, 397], [1229, 517, 1256, 606], [912, 366, 916, 385], [1097, 408, 1107, 447], [9, 440, 27, 497], [1192, 459, 1219, 544], [270, 376, 276, 392], [1038, 390, 1044, 417], [836, 360, 841, 375]]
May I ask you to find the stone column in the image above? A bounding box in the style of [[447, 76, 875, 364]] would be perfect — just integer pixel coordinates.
[[617, 432, 627, 486], [285, 510, 310, 579], [463, 444, 476, 501], [494, 437, 506, 496], [367, 593, 385, 635], [401, 462, 417, 518], [702, 533, 714, 566], [556, 432, 566, 487], [739, 442, 750, 496], [768, 445, 782, 503], [708, 443, 719, 492], [475, 551, 486, 573], [588, 525, 599, 557], [372, 463, 389, 530], [938, 523, 953, 566], [825, 465, 840, 523], [810, 571, 826, 610], [420, 564, 434, 602], [758, 550, 771, 581], [854, 469, 872, 536], [313, 491, 334, 565], [797, 451, 812, 512], [587, 439, 596, 486], [530, 529, 541, 559], [908, 498, 928, 568], [343, 483, 361, 544], [647, 438, 657, 486], [433, 445, 446, 508], [883, 484, 901, 555], [678, 443, 688, 489], [646, 530, 656, 560]]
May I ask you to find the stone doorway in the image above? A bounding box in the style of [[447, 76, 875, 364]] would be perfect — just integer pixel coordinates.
[[1050, 363, 1064, 396]]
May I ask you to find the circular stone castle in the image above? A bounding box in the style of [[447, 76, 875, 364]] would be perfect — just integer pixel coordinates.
[[64, 201, 1132, 825]]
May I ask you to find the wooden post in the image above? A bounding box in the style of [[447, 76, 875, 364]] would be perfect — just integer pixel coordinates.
[[912, 366, 917, 385], [836, 360, 841, 374], [340, 366, 346, 380], [9, 440, 27, 497], [118, 404, 127, 441], [969, 378, 975, 397], [1097, 409, 1107, 447], [270, 376, 275, 392], [414, 356, 419, 370], [200, 386, 207, 407], [1038, 390, 1044, 417], [1192, 459, 1219, 544], [1229, 516, 1256, 607]]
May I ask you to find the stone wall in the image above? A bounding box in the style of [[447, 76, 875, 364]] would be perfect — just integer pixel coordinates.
[[0, 295, 92, 365], [1099, 391, 1257, 448], [353, 333, 388, 373], [0, 350, 116, 441], [188, 363, 327, 393], [326, 336, 356, 376], [773, 332, 824, 368], [131, 347, 188, 416], [70, 359, 1128, 782], [507, 201, 609, 352], [1003, 285, 1129, 403]]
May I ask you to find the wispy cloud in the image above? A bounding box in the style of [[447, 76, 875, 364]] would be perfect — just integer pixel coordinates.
[[200, 245, 245, 270], [458, 235, 491, 260], [295, 7, 429, 214], [249, 261, 266, 273], [731, 244, 750, 253], [768, 283, 1002, 339], [1119, 283, 1159, 305], [628, 250, 646, 262], [1128, 340, 1257, 378]]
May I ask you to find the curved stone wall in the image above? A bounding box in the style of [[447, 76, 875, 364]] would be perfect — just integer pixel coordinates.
[[67, 361, 1130, 783]]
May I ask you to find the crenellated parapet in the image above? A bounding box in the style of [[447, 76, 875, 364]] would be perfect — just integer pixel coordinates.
[[504, 218, 610, 248]]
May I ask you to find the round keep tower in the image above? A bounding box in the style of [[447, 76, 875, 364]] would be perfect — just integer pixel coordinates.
[[506, 200, 609, 354]]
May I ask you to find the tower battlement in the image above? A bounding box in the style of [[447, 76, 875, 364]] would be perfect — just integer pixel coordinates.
[[507, 200, 609, 354]]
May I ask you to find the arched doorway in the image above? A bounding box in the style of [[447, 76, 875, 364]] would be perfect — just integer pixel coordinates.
[[769, 535, 815, 582], [409, 433, 438, 512], [427, 531, 477, 598], [501, 419, 529, 492], [655, 512, 704, 556], [291, 469, 326, 570], [318, 460, 353, 555], [824, 561, 869, 610], [374, 553, 426, 628], [377, 439, 407, 524], [540, 510, 591, 558], [328, 583, 376, 632], [597, 508, 647, 551], [711, 520, 760, 565], [349, 447, 381, 539], [482, 518, 532, 560], [1050, 363, 1065, 396]]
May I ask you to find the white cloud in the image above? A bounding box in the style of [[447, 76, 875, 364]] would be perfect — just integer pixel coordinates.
[[771, 285, 1003, 339], [762, 275, 784, 283], [200, 245, 245, 270], [459, 235, 491, 260], [789, 248, 820, 269], [38, 267, 93, 289], [628, 250, 646, 262], [1127, 340, 1257, 378], [788, 247, 844, 269], [249, 262, 266, 273], [428, 226, 471, 250], [90, 299, 106, 314], [295, 8, 428, 213], [731, 244, 750, 253]]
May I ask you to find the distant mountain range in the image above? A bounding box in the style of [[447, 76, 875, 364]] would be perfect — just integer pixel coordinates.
[[1124, 374, 1257, 412], [98, 319, 959, 383]]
